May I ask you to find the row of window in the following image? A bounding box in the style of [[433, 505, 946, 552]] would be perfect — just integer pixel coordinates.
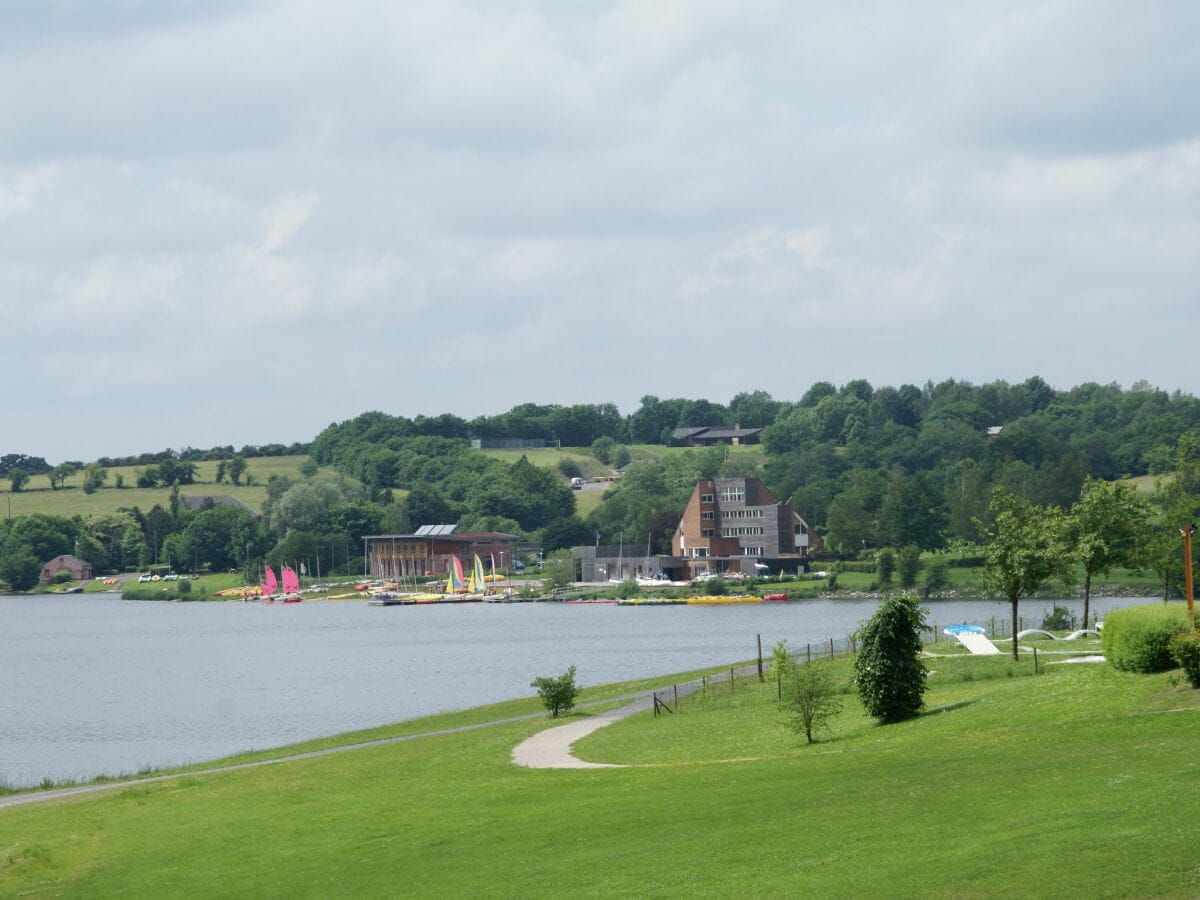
[[719, 487, 745, 503], [740, 547, 764, 556], [722, 509, 764, 519], [722, 526, 764, 537]]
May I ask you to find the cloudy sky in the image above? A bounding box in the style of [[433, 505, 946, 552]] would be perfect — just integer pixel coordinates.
[[3, 0, 1198, 463]]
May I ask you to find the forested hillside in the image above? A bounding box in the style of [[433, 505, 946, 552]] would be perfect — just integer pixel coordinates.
[[4, 377, 1200, 590]]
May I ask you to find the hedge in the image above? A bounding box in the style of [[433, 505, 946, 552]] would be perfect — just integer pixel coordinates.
[[1101, 603, 1191, 673]]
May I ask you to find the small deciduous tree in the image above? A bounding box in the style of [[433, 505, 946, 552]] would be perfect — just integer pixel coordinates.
[[531, 665, 580, 718], [782, 661, 843, 743], [8, 468, 29, 493], [227, 455, 248, 486], [1068, 477, 1150, 629], [979, 488, 1074, 660], [854, 594, 928, 723]]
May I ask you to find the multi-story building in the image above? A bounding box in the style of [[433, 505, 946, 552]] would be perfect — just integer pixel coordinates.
[[671, 477, 814, 577]]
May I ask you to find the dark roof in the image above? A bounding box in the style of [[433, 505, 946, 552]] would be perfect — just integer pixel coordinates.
[[672, 427, 710, 440], [674, 425, 763, 440]]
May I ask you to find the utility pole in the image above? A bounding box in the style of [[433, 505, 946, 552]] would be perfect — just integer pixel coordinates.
[[1183, 525, 1195, 628]]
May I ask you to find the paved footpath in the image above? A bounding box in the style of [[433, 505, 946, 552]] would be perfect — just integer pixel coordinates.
[[511, 697, 652, 769]]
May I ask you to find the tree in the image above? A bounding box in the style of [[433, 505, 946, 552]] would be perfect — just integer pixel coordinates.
[[541, 550, 576, 590], [214, 460, 227, 484], [8, 468, 29, 493], [227, 455, 248, 486], [782, 662, 843, 744], [300, 458, 320, 479], [531, 665, 580, 718], [854, 594, 927, 723], [897, 545, 922, 588], [1068, 477, 1151, 629], [923, 558, 950, 594], [82, 464, 107, 494], [48, 462, 80, 490], [876, 548, 895, 586], [979, 488, 1074, 660], [0, 541, 41, 591]]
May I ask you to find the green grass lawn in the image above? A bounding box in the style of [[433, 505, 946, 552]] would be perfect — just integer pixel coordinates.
[[0, 457, 348, 519], [3, 653, 1199, 897]]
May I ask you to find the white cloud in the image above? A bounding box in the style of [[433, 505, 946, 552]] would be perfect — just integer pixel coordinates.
[[1, 0, 1198, 461]]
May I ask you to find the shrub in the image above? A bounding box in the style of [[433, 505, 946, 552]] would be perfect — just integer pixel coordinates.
[[1169, 632, 1200, 688], [1040, 604, 1076, 631], [556, 459, 582, 479], [531, 665, 581, 718], [771, 639, 793, 682], [52, 570, 73, 584], [1102, 604, 1191, 673], [825, 572, 838, 591], [854, 594, 927, 723], [177, 579, 192, 596]]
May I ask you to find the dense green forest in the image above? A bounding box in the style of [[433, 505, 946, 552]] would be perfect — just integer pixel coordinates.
[[3, 377, 1200, 592]]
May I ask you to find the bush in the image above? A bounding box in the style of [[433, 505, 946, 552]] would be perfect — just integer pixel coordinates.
[[854, 595, 927, 723], [52, 570, 73, 584], [1040, 604, 1076, 631], [897, 545, 921, 588], [556, 459, 582, 479], [1169, 632, 1200, 688], [531, 665, 581, 718], [1102, 604, 1191, 673]]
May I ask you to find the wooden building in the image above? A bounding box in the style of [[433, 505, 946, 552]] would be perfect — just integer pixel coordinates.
[[363, 526, 520, 579]]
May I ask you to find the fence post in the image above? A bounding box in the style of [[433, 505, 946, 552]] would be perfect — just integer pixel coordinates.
[[1033, 646, 1039, 675], [730, 668, 735, 692], [674, 684, 678, 706], [829, 637, 835, 657], [806, 643, 811, 663], [777, 673, 782, 701], [757, 633, 764, 682]]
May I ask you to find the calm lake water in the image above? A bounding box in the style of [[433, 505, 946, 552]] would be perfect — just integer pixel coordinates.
[[0, 593, 1146, 787]]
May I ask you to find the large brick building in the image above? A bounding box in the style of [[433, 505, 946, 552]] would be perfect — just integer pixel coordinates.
[[573, 477, 816, 582], [671, 477, 814, 577]]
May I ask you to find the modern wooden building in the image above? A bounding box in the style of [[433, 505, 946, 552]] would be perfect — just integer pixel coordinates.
[[362, 526, 520, 579]]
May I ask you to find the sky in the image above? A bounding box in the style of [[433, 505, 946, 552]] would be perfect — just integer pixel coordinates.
[[3, 0, 1199, 464]]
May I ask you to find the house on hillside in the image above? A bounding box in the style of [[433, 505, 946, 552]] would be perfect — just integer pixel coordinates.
[[671, 425, 763, 447], [41, 554, 93, 583], [362, 525, 521, 578]]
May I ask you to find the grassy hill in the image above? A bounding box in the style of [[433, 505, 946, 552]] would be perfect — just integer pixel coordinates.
[[0, 456, 338, 519], [2, 645, 1197, 896]]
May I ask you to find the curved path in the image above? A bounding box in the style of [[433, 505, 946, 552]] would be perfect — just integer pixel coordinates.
[[512, 697, 651, 769]]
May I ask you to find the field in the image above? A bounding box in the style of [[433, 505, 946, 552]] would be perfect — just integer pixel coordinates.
[[0, 456, 340, 519], [2, 648, 1198, 897]]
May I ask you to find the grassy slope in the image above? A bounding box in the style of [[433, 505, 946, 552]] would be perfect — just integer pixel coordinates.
[[0, 457, 347, 519], [2, 656, 1198, 897]]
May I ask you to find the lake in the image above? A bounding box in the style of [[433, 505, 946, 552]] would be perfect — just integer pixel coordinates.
[[0, 593, 1144, 788]]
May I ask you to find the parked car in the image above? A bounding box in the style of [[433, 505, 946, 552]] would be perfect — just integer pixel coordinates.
[[570, 477, 585, 490], [137, 573, 152, 583], [511, 559, 526, 572], [163, 573, 179, 581]]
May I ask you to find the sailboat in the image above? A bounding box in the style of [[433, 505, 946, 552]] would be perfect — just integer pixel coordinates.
[[280, 565, 302, 602], [445, 556, 467, 594], [260, 566, 278, 601], [466, 554, 488, 595]]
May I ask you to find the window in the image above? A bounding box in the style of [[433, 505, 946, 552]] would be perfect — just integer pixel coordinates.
[[719, 486, 744, 503], [702, 511, 714, 520], [740, 547, 763, 556], [700, 493, 714, 504], [691, 548, 708, 558], [702, 529, 714, 538]]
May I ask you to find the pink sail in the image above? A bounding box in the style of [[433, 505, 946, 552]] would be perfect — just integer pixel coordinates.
[[281, 565, 300, 594], [264, 566, 278, 596]]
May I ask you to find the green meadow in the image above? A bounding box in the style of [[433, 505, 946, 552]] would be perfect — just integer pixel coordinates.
[[0, 456, 344, 520], [2, 649, 1198, 898]]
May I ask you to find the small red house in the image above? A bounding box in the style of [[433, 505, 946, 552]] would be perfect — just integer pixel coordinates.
[[41, 554, 94, 583]]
